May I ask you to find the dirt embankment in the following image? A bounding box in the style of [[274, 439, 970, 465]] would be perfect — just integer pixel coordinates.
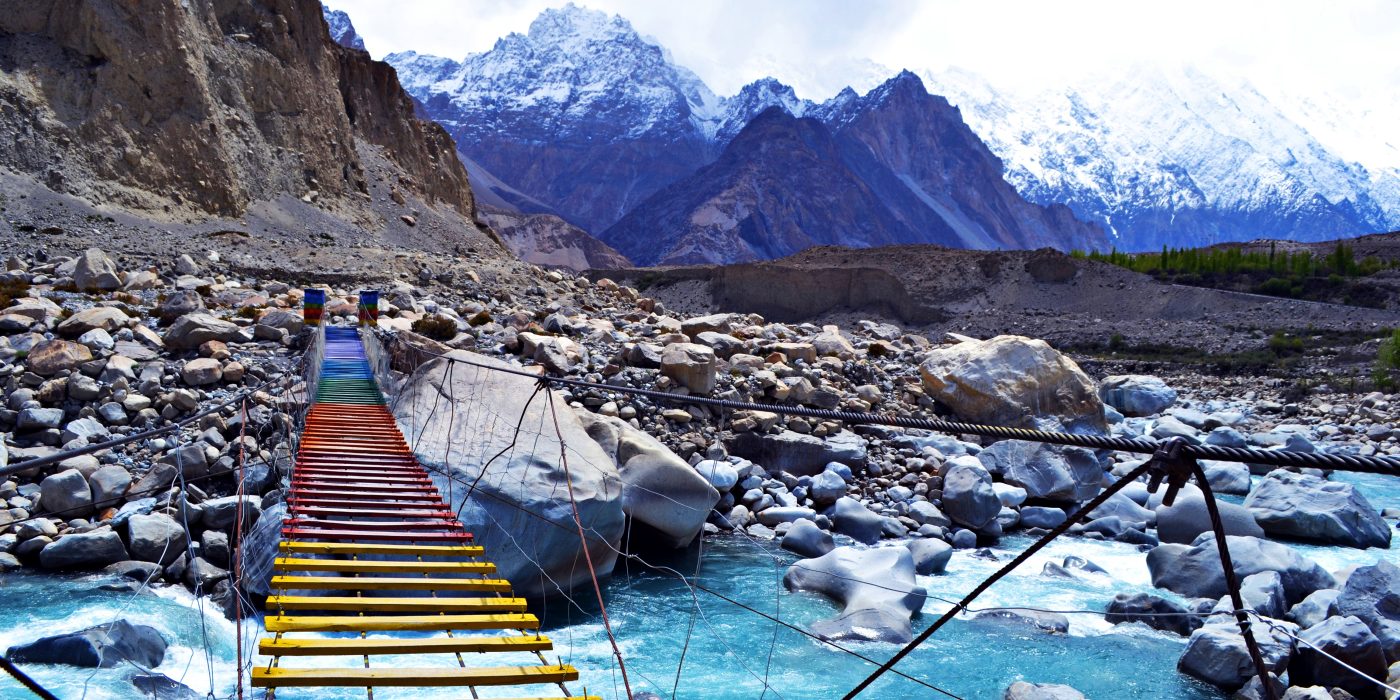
[[591, 244, 1400, 356]]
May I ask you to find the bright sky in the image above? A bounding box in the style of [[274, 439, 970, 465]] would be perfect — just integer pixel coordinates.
[[326, 0, 1400, 107]]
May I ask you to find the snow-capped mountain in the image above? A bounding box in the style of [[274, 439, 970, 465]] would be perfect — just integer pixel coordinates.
[[925, 65, 1400, 250], [321, 4, 365, 51], [385, 4, 1104, 257]]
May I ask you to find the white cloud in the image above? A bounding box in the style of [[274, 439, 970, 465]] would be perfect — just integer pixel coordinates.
[[325, 0, 1400, 114]]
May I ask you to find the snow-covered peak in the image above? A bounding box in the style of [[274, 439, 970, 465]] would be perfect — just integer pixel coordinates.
[[710, 78, 814, 143], [526, 3, 633, 50], [320, 4, 365, 51]]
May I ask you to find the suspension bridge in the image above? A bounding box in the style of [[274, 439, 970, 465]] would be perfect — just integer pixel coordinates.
[[253, 326, 595, 698]]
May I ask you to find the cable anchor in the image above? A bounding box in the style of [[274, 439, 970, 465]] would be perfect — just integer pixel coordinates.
[[1144, 436, 1198, 508]]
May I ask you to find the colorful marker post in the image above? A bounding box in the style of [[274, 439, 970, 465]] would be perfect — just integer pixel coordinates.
[[357, 289, 379, 327], [303, 288, 325, 327]]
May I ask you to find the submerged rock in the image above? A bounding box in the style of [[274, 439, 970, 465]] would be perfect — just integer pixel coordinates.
[[1003, 681, 1087, 700], [7, 619, 166, 668], [1104, 592, 1198, 636], [783, 546, 927, 643]]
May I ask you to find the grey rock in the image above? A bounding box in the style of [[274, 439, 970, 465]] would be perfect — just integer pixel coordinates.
[[6, 619, 165, 668], [694, 460, 738, 492], [577, 411, 719, 547], [1236, 570, 1288, 620], [1147, 535, 1335, 605], [783, 546, 927, 643], [390, 342, 624, 597], [1177, 619, 1294, 691], [17, 407, 64, 432], [157, 443, 209, 479], [728, 429, 867, 477], [941, 460, 1000, 531], [1155, 493, 1264, 545], [87, 465, 132, 508], [906, 538, 952, 575], [1105, 592, 1197, 636], [951, 529, 977, 549], [200, 496, 260, 530], [71, 248, 121, 291], [757, 506, 817, 526], [1099, 374, 1177, 416], [156, 290, 204, 323], [780, 519, 834, 559], [1286, 589, 1340, 630], [163, 313, 240, 350], [831, 497, 884, 545], [1290, 615, 1388, 699], [1019, 506, 1067, 529], [39, 529, 128, 569], [659, 342, 716, 394], [977, 440, 1101, 503], [40, 468, 93, 516], [1244, 470, 1390, 549], [906, 500, 949, 528], [126, 513, 187, 566], [1201, 460, 1252, 495], [808, 470, 847, 504], [1335, 560, 1400, 662]]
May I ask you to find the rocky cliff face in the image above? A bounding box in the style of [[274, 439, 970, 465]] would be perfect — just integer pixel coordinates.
[[0, 0, 477, 230], [479, 207, 631, 271]]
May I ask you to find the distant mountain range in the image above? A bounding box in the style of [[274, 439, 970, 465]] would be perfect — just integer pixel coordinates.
[[365, 3, 1399, 265]]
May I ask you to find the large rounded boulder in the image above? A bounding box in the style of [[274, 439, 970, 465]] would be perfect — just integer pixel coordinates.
[[919, 335, 1105, 433]]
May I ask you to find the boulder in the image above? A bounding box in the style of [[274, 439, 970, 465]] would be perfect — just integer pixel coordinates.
[[57, 307, 131, 336], [1004, 681, 1086, 700], [17, 406, 65, 432], [1286, 589, 1340, 630], [694, 331, 744, 359], [977, 440, 1101, 502], [831, 497, 885, 545], [906, 500, 950, 528], [919, 335, 1106, 433], [906, 538, 952, 575], [808, 470, 848, 504], [783, 546, 927, 643], [200, 496, 260, 530], [1335, 561, 1400, 662], [1244, 470, 1390, 549], [1177, 619, 1295, 691], [39, 529, 128, 569], [727, 429, 866, 477], [180, 358, 224, 386], [1290, 615, 1388, 699], [1155, 493, 1264, 545], [156, 290, 205, 323], [158, 443, 210, 479], [1201, 460, 1252, 495], [72, 248, 121, 291], [1098, 375, 1177, 417], [1105, 592, 1197, 636], [256, 309, 303, 334], [811, 325, 856, 358], [679, 313, 738, 337], [941, 460, 1000, 531], [6, 619, 165, 668], [1235, 570, 1289, 620], [659, 342, 716, 394], [781, 518, 834, 559], [163, 313, 240, 350], [1020, 506, 1068, 529], [1147, 535, 1335, 605], [126, 513, 188, 566], [40, 468, 93, 516], [26, 339, 94, 375], [1086, 490, 1155, 527], [88, 465, 132, 507], [576, 411, 719, 548], [693, 460, 739, 492], [388, 340, 625, 597]]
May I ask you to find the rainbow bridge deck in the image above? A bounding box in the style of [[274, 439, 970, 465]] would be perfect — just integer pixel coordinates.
[[253, 326, 596, 699]]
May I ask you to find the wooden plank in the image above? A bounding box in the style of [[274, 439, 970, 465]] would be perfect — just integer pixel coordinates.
[[280, 528, 472, 543], [278, 542, 482, 556], [273, 557, 492, 574], [287, 506, 455, 519], [270, 575, 509, 592], [250, 664, 579, 688], [266, 595, 526, 612], [264, 612, 538, 632], [258, 634, 552, 656]]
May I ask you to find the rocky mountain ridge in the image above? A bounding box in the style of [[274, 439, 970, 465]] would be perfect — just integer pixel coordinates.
[[386, 4, 1106, 262]]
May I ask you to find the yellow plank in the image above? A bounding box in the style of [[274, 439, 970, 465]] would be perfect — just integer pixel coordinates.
[[266, 595, 527, 613], [273, 557, 494, 574], [259, 634, 553, 656], [271, 575, 512, 592], [278, 542, 483, 557], [250, 664, 579, 687], [264, 613, 538, 633]]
